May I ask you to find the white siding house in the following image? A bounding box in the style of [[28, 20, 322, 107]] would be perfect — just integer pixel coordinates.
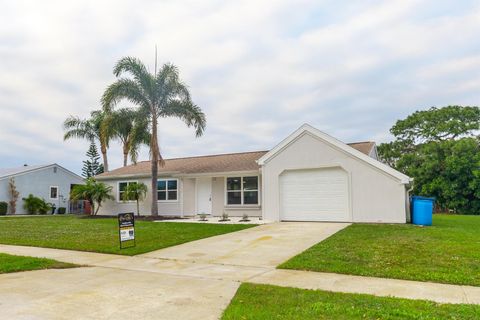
[[0, 164, 84, 214], [96, 124, 412, 223]]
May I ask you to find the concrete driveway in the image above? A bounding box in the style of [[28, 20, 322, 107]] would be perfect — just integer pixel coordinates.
[[0, 222, 349, 320]]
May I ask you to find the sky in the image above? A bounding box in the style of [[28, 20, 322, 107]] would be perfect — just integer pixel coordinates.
[[1, 0, 479, 175]]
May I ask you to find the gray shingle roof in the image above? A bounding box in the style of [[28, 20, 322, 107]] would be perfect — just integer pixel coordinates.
[[97, 142, 376, 179], [0, 164, 51, 179]]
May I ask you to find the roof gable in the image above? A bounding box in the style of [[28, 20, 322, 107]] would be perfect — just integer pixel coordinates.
[[257, 124, 411, 184], [0, 164, 84, 181]]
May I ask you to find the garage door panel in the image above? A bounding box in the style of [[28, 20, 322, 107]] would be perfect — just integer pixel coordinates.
[[280, 167, 350, 222]]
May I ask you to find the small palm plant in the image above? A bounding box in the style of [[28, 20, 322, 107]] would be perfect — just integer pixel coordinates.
[[239, 213, 250, 222], [70, 178, 114, 215], [219, 211, 230, 222], [122, 182, 148, 216]]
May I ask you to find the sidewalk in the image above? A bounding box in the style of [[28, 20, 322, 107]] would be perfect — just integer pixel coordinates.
[[249, 269, 480, 305], [1, 243, 480, 305]]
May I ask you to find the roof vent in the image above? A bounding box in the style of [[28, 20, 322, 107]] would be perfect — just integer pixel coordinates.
[[23, 164, 28, 167]]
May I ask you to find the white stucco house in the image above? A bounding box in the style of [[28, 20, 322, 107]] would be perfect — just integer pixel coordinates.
[[96, 124, 412, 223], [0, 164, 84, 214]]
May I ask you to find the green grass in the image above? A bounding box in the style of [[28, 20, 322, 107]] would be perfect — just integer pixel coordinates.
[[280, 215, 480, 286], [0, 215, 255, 255], [0, 253, 77, 273], [222, 283, 480, 320]]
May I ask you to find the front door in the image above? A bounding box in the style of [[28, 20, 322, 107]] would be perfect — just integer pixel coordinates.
[[196, 177, 212, 215]]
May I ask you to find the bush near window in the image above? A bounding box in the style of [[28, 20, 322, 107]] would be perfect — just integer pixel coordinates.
[[0, 202, 7, 215], [23, 194, 51, 215], [57, 207, 66, 214]]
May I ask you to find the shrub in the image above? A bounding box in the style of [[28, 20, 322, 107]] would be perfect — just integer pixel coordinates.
[[0, 202, 7, 215], [198, 213, 208, 221], [57, 207, 66, 214], [23, 194, 51, 215], [219, 212, 230, 222], [38, 201, 52, 215], [239, 213, 250, 222]]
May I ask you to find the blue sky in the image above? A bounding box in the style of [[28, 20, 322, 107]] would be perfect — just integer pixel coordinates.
[[1, 0, 479, 174]]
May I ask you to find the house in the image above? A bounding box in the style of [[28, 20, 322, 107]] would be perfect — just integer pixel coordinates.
[[0, 164, 85, 214], [96, 124, 412, 223]]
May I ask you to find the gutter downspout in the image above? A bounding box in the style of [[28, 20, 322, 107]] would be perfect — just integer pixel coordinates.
[[405, 179, 414, 223]]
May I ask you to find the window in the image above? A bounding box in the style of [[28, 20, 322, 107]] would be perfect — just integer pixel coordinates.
[[226, 176, 258, 205], [118, 181, 137, 201], [157, 179, 178, 201], [50, 186, 58, 199]]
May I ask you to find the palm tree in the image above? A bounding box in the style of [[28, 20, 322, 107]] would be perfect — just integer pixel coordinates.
[[63, 110, 113, 172], [122, 182, 148, 216], [108, 108, 151, 166], [70, 178, 114, 215], [102, 57, 206, 216]]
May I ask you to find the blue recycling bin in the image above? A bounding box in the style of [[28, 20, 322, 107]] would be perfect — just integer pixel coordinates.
[[411, 196, 435, 226]]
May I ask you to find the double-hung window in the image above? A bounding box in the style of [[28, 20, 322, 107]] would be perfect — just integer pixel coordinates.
[[157, 179, 178, 201], [226, 176, 259, 205], [118, 181, 137, 201]]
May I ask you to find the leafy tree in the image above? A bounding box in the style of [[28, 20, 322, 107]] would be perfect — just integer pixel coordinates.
[[107, 108, 151, 166], [378, 106, 480, 214], [121, 182, 148, 216], [390, 105, 480, 145], [64, 110, 114, 172], [70, 178, 114, 215], [82, 142, 104, 178], [102, 57, 206, 216]]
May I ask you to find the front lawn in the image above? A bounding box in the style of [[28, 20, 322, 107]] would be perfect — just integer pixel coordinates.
[[222, 283, 480, 320], [0, 253, 77, 274], [0, 216, 255, 255], [280, 215, 480, 286]]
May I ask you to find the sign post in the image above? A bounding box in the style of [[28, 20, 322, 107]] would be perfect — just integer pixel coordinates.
[[118, 212, 135, 249]]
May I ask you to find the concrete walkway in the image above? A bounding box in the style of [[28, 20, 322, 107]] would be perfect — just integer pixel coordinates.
[[0, 222, 348, 319], [1, 221, 479, 319]]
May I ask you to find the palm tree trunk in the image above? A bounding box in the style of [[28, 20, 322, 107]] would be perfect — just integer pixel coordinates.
[[137, 200, 140, 217], [150, 116, 159, 216], [100, 142, 109, 172], [123, 153, 128, 167]]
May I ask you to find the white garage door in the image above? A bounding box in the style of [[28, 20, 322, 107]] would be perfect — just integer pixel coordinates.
[[280, 167, 350, 222]]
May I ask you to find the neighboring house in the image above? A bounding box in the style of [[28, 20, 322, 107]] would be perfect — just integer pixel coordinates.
[[96, 124, 412, 223], [0, 164, 84, 214]]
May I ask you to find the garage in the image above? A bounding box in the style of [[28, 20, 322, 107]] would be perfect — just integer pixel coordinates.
[[279, 167, 350, 222], [258, 124, 412, 223]]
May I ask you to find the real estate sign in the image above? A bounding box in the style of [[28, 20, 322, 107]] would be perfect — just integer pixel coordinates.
[[118, 212, 135, 249]]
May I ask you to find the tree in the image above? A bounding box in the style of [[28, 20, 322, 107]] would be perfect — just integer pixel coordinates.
[[107, 108, 151, 166], [64, 110, 114, 172], [70, 178, 114, 215], [378, 106, 480, 214], [102, 57, 206, 216], [390, 105, 480, 145], [82, 142, 105, 178], [122, 182, 148, 216], [8, 178, 19, 215]]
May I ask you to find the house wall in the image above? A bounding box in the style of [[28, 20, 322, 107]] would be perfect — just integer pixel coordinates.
[[183, 178, 196, 215], [262, 132, 407, 223], [211, 177, 262, 217], [0, 166, 84, 214], [97, 176, 183, 216]]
